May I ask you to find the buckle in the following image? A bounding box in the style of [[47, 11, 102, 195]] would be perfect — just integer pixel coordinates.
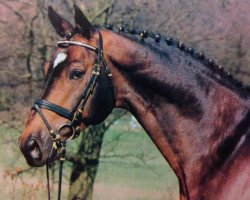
[[58, 123, 76, 142]]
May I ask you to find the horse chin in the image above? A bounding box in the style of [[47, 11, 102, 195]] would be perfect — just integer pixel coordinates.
[[26, 159, 45, 167], [25, 155, 47, 167]]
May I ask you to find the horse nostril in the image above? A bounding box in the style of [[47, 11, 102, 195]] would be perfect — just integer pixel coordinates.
[[27, 139, 35, 149], [26, 139, 42, 160]]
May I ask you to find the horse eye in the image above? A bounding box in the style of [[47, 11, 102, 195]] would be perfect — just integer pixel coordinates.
[[70, 69, 85, 80]]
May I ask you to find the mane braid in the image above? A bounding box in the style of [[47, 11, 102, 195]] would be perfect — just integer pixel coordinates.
[[95, 24, 250, 95]]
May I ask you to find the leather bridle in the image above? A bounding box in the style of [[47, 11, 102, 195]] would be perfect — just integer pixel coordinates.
[[32, 31, 113, 200]]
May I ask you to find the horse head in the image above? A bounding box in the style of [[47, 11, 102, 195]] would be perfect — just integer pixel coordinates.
[[18, 5, 114, 166]]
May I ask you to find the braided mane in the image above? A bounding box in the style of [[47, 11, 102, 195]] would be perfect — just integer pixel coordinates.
[[98, 24, 250, 96]]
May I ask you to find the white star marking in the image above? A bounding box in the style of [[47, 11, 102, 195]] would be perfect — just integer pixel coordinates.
[[53, 52, 67, 68]]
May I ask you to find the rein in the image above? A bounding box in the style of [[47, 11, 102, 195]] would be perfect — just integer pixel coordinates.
[[32, 31, 113, 200]]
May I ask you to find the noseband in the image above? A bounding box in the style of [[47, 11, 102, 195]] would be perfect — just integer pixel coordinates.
[[31, 31, 113, 200]]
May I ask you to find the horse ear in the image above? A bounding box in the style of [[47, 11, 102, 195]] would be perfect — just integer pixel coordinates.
[[74, 4, 93, 39], [48, 6, 73, 37]]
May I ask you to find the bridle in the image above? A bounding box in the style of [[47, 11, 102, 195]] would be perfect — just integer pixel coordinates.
[[32, 30, 113, 200], [33, 31, 113, 150]]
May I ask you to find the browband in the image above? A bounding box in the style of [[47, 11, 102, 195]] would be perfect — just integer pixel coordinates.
[[57, 41, 99, 52]]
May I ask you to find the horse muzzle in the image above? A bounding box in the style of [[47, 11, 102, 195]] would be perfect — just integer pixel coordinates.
[[18, 130, 57, 167]]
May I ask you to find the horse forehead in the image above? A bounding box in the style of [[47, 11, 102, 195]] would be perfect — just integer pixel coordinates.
[[67, 46, 94, 64], [68, 46, 84, 57]]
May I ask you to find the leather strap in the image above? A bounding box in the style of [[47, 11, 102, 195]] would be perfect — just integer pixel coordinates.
[[34, 99, 73, 120], [57, 40, 98, 52]]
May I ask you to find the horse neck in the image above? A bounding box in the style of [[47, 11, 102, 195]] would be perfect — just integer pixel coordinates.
[[102, 30, 250, 199]]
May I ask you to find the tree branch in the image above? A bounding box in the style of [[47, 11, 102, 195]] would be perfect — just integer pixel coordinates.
[[92, 0, 116, 23]]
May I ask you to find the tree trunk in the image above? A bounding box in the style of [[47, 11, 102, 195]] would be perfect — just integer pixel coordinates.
[[68, 124, 106, 200], [67, 110, 126, 200]]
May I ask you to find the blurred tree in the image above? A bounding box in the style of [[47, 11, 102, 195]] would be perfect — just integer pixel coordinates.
[[67, 110, 126, 200]]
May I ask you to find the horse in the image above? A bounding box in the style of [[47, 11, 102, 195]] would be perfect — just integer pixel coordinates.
[[18, 5, 250, 200]]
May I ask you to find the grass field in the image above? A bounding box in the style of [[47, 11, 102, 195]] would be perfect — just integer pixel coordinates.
[[0, 116, 179, 200]]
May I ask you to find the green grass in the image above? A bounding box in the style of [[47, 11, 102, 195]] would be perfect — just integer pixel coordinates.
[[93, 118, 179, 199]]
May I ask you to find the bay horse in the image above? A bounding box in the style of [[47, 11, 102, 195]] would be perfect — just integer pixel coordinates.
[[18, 5, 250, 200]]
